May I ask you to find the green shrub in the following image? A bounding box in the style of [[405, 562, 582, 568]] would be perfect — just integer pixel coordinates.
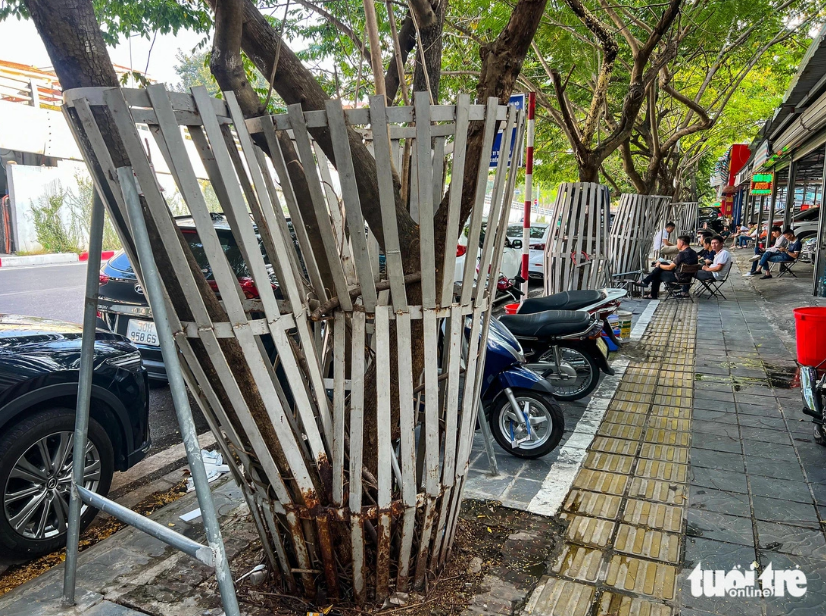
[[31, 186, 80, 253]]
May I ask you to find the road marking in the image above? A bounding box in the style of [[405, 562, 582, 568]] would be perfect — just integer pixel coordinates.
[[0, 284, 85, 298], [527, 299, 659, 516]]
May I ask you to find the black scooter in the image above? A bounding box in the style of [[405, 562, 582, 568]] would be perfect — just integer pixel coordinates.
[[801, 366, 826, 445], [497, 309, 611, 401]]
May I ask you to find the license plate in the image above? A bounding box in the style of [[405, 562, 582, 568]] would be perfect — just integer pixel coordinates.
[[126, 319, 159, 346], [596, 337, 609, 358]]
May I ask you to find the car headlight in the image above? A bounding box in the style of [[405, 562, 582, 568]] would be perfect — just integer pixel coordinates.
[[106, 351, 143, 370]]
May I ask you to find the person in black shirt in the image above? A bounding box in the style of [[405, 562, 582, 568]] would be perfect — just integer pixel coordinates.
[[634, 235, 698, 299], [696, 236, 716, 265]]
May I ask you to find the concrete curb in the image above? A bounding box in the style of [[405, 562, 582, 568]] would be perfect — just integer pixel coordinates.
[[0, 250, 116, 268]]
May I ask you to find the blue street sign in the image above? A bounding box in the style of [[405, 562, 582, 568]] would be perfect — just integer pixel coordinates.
[[490, 93, 525, 168]]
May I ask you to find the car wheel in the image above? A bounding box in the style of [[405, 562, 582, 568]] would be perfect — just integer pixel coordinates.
[[0, 408, 113, 561]]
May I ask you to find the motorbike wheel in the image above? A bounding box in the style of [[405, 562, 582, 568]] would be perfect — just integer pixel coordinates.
[[814, 424, 826, 447], [490, 391, 564, 459], [534, 344, 600, 401]]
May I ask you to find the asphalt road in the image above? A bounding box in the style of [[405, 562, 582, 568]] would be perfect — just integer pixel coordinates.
[[0, 261, 209, 453]]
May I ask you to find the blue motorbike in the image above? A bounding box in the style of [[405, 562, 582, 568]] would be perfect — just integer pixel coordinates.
[[480, 317, 564, 458]]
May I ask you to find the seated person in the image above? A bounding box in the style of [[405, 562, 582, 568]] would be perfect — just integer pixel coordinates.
[[696, 236, 731, 283], [653, 222, 678, 257], [751, 229, 801, 280], [634, 235, 698, 299], [733, 223, 755, 248], [696, 237, 715, 264], [744, 226, 788, 277]]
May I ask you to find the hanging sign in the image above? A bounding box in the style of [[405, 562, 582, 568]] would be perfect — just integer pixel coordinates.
[[749, 172, 773, 195], [490, 93, 525, 168]]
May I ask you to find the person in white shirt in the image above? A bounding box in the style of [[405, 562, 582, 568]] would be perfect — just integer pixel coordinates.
[[744, 226, 788, 277], [695, 236, 731, 282], [653, 222, 678, 257]]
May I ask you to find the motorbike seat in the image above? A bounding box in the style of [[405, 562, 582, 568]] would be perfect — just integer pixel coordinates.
[[518, 290, 605, 314], [499, 310, 592, 338]]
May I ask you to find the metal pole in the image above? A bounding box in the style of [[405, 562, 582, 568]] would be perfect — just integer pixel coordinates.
[[116, 167, 240, 616], [784, 160, 797, 230], [521, 92, 535, 302], [62, 190, 106, 607], [813, 144, 826, 296]]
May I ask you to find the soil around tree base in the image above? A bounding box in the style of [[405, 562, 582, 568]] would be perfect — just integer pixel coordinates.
[[223, 498, 564, 616]]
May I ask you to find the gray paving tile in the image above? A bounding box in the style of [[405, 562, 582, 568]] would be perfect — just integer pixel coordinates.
[[690, 448, 745, 472], [737, 415, 788, 431], [689, 485, 751, 518], [800, 462, 826, 485], [692, 434, 743, 454], [503, 478, 542, 503], [757, 519, 826, 560], [686, 509, 755, 546], [694, 398, 735, 412], [760, 552, 826, 616], [691, 466, 749, 494], [737, 403, 784, 417], [696, 389, 736, 403], [741, 440, 798, 461], [752, 495, 820, 529], [749, 475, 813, 504], [693, 420, 740, 439], [692, 408, 739, 425], [745, 457, 806, 482], [514, 459, 554, 481], [683, 536, 756, 569], [462, 472, 513, 499], [740, 426, 793, 445], [809, 482, 826, 507]]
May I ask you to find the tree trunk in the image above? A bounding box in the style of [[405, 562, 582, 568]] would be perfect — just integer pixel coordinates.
[[412, 0, 447, 103]]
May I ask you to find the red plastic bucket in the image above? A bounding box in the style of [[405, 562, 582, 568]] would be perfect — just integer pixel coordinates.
[[794, 307, 826, 367], [504, 303, 520, 315]]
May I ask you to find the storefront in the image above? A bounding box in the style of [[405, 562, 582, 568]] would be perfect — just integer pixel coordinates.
[[736, 25, 826, 296]]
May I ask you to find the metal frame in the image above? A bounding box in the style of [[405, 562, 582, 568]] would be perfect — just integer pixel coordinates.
[[62, 178, 240, 614], [61, 85, 524, 606]]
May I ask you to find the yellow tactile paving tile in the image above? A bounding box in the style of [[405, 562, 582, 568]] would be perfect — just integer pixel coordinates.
[[590, 437, 640, 457], [652, 395, 689, 407], [564, 515, 616, 548], [604, 554, 677, 600], [620, 374, 659, 386], [562, 489, 623, 519], [643, 427, 690, 447], [609, 400, 652, 414], [572, 469, 629, 495], [584, 451, 635, 474], [655, 386, 692, 398], [647, 416, 691, 432], [627, 477, 687, 505], [603, 410, 648, 427], [598, 423, 644, 440], [524, 577, 595, 616], [551, 544, 606, 583], [622, 499, 684, 532], [613, 523, 681, 563], [613, 391, 657, 404], [617, 382, 657, 395], [597, 592, 672, 616], [634, 459, 688, 483], [638, 443, 688, 464], [649, 405, 691, 419]]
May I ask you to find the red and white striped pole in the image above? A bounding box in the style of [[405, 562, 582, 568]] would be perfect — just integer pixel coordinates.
[[521, 92, 536, 302]]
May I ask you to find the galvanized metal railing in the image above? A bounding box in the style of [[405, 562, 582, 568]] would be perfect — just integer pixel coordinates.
[[61, 84, 524, 609]]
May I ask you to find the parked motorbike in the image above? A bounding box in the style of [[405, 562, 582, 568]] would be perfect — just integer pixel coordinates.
[[800, 365, 826, 445], [479, 317, 565, 458], [498, 309, 610, 401], [518, 288, 627, 346]]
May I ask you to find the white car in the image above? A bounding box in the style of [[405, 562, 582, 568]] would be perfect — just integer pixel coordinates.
[[454, 221, 521, 283], [507, 223, 550, 278]]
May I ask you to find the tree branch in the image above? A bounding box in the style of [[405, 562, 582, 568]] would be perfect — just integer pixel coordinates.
[[292, 0, 372, 65]]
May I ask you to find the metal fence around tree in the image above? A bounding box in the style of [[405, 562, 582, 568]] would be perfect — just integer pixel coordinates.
[[62, 85, 524, 605]]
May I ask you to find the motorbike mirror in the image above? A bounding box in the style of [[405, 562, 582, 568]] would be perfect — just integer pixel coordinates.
[[510, 239, 523, 250]]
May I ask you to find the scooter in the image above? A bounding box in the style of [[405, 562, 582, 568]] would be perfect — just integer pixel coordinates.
[[479, 317, 565, 458], [498, 309, 610, 401], [800, 365, 826, 445]]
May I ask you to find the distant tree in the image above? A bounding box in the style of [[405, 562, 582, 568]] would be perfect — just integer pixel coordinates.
[[173, 49, 219, 95]]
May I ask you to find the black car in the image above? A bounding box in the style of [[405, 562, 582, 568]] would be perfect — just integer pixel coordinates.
[[97, 214, 281, 381], [0, 314, 150, 559]]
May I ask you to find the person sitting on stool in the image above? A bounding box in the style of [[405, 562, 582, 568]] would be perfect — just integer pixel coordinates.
[[634, 234, 697, 299], [653, 222, 678, 257]]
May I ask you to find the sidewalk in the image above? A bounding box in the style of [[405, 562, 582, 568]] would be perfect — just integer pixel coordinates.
[[522, 254, 826, 616], [3, 253, 826, 615]]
